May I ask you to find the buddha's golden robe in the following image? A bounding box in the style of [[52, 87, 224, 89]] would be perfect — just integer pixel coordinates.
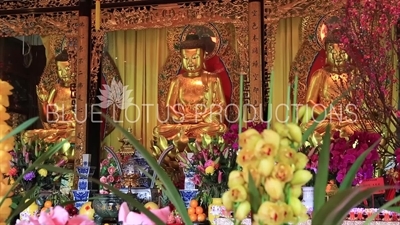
[[154, 72, 227, 140], [303, 68, 369, 136]]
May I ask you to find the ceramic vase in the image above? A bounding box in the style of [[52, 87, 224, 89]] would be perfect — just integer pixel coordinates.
[[208, 198, 223, 225], [19, 199, 39, 221], [302, 186, 314, 211]]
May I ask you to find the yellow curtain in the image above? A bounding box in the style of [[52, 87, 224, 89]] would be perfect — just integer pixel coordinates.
[[102, 28, 169, 151], [272, 17, 302, 122]]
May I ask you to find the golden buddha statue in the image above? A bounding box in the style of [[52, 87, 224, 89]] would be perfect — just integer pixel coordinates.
[[153, 34, 227, 141], [302, 29, 373, 136], [24, 49, 75, 143]]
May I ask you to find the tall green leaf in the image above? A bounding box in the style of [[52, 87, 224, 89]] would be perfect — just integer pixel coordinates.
[[312, 186, 396, 225], [0, 117, 38, 143], [313, 125, 330, 213], [103, 114, 191, 225], [247, 171, 261, 212], [339, 138, 381, 190]]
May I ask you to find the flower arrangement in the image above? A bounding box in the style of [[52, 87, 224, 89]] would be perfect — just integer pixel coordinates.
[[178, 135, 237, 206], [0, 79, 14, 222], [15, 206, 95, 225], [223, 122, 267, 149], [99, 153, 122, 194], [329, 131, 381, 185], [9, 138, 66, 192], [222, 123, 312, 224]]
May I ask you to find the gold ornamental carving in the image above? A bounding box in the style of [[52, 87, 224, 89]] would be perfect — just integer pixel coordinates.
[[90, 0, 251, 119], [0, 0, 78, 11]]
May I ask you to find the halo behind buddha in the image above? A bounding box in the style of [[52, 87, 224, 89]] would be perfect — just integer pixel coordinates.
[[179, 34, 205, 50]]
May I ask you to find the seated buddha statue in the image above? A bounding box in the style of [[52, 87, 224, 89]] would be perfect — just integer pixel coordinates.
[[153, 34, 227, 141], [24, 49, 75, 143], [301, 29, 374, 136]]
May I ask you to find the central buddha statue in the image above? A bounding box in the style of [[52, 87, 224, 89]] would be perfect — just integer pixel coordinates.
[[153, 34, 227, 141], [302, 29, 373, 136], [24, 49, 75, 143]]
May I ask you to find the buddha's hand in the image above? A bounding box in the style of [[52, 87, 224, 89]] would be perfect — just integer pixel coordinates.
[[36, 85, 48, 102], [182, 113, 203, 124]]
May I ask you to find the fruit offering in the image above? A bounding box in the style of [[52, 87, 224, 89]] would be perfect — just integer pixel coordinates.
[[188, 200, 206, 222], [65, 204, 79, 217], [40, 200, 52, 213]]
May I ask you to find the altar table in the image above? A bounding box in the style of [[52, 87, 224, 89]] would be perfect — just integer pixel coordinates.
[[213, 218, 400, 225]]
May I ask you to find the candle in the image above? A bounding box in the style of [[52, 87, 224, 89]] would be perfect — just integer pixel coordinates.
[[292, 75, 299, 123], [267, 71, 274, 129], [238, 74, 244, 135], [285, 84, 291, 123]]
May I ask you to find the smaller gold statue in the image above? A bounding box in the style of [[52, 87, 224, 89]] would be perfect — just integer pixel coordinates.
[[302, 29, 373, 137], [24, 49, 75, 143], [153, 34, 227, 141]]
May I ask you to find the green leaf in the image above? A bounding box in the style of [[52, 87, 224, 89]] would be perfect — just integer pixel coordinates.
[[247, 171, 261, 213], [6, 185, 39, 223], [313, 125, 330, 213], [387, 206, 400, 213], [0, 117, 38, 143], [38, 164, 74, 174], [102, 113, 191, 225], [89, 177, 165, 225], [339, 138, 381, 190], [312, 186, 395, 225]]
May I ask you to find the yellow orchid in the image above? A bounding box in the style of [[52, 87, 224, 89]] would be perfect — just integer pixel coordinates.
[[227, 170, 245, 188], [223, 122, 312, 225], [264, 177, 284, 200], [272, 163, 294, 183], [238, 129, 262, 150], [291, 169, 313, 186], [235, 201, 251, 221], [228, 185, 247, 202], [254, 201, 285, 225], [38, 168, 48, 177], [236, 148, 257, 168]]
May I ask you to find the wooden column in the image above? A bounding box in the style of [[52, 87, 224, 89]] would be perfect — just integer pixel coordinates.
[[248, 0, 263, 122], [75, 0, 90, 168]]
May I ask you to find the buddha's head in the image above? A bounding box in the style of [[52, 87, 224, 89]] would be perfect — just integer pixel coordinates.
[[180, 34, 205, 73], [324, 29, 350, 69], [55, 49, 72, 84]]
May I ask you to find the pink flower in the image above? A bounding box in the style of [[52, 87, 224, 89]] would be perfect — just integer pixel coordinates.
[[107, 153, 113, 159], [16, 206, 95, 225], [204, 159, 214, 168], [107, 166, 116, 175], [101, 159, 109, 167], [100, 176, 107, 183], [217, 171, 223, 184], [107, 175, 115, 183], [118, 202, 170, 225]]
